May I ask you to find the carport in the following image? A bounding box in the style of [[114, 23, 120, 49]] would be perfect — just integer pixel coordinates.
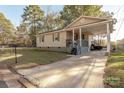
[[64, 16, 116, 55]]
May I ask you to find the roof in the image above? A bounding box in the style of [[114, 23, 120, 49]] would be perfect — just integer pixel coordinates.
[[65, 15, 110, 28], [38, 15, 113, 35], [38, 28, 63, 34]]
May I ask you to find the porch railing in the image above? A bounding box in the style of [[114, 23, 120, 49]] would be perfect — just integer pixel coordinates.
[[66, 39, 89, 54], [66, 39, 88, 47]]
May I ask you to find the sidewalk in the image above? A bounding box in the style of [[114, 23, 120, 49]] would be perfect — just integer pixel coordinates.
[[0, 64, 23, 88]]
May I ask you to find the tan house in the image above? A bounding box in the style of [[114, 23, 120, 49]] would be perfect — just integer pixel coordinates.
[[36, 16, 116, 54]]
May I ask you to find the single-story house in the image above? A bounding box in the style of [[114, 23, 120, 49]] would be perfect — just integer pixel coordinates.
[[36, 15, 116, 55]]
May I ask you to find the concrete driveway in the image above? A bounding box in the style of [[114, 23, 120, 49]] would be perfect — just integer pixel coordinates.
[[18, 51, 107, 88]]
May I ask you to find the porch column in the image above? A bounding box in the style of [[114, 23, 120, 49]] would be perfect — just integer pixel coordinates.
[[107, 22, 111, 55], [79, 28, 82, 47], [72, 29, 74, 47], [88, 35, 92, 51]]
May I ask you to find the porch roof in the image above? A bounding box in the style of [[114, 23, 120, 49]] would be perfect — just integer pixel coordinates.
[[65, 15, 111, 29]]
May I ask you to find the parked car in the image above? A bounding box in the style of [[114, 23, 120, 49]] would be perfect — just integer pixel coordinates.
[[90, 44, 103, 51]]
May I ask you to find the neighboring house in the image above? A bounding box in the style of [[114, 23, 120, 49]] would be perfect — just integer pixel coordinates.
[[36, 16, 116, 54]]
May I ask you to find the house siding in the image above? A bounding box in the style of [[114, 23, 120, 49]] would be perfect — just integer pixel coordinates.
[[37, 31, 67, 47]]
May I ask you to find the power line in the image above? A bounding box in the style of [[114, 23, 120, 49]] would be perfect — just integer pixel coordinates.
[[113, 6, 122, 16], [114, 13, 124, 40], [113, 6, 124, 40], [115, 19, 124, 40]]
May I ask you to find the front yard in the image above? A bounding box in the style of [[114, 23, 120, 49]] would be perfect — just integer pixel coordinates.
[[104, 51, 124, 88], [0, 48, 69, 69]]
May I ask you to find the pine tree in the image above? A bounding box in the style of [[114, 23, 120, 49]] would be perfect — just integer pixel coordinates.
[[22, 5, 44, 47]]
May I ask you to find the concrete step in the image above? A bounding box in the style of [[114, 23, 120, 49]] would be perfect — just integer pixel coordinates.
[[18, 78, 36, 88]]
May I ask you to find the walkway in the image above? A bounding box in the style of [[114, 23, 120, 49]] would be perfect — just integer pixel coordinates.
[[0, 62, 23, 88], [0, 65, 8, 88], [17, 51, 107, 88]]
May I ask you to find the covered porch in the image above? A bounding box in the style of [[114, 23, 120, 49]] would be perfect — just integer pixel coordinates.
[[66, 20, 113, 55]]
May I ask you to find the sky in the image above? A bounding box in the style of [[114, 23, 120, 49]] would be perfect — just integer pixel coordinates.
[[0, 5, 123, 41], [0, 5, 64, 27]]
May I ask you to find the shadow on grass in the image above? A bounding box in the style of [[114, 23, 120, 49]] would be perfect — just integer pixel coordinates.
[[0, 49, 69, 70]]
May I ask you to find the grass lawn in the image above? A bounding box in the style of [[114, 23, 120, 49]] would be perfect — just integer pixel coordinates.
[[0, 48, 69, 69], [104, 51, 124, 88]]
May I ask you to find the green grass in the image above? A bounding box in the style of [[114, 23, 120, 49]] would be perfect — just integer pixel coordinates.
[[0, 48, 69, 69], [104, 51, 124, 88]]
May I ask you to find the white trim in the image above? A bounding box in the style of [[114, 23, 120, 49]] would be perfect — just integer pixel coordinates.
[[107, 23, 111, 54], [79, 28, 82, 47], [65, 16, 83, 29], [67, 20, 113, 30], [88, 35, 92, 51], [65, 15, 110, 28]]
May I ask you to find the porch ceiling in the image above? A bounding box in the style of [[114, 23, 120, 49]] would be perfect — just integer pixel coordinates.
[[66, 20, 113, 35], [85, 23, 107, 35], [71, 23, 109, 35]]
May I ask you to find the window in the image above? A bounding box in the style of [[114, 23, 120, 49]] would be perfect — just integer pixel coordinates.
[[53, 33, 60, 41], [82, 34, 85, 40], [39, 36, 41, 43], [41, 35, 45, 42]]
